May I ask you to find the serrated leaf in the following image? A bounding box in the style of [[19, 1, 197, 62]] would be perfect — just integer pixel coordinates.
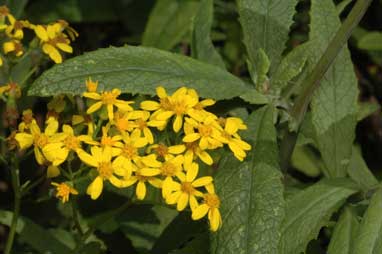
[[327, 207, 359, 254], [255, 48, 271, 90], [28, 46, 267, 104], [237, 0, 299, 79], [347, 146, 378, 191], [191, 0, 225, 68], [272, 42, 310, 91], [279, 178, 358, 254], [309, 0, 358, 177], [358, 32, 382, 51], [357, 101, 380, 121], [353, 188, 382, 254], [0, 210, 73, 254], [142, 0, 199, 51], [211, 106, 284, 254]]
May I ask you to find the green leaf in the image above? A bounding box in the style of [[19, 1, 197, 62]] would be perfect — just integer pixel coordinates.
[[142, 0, 199, 51], [272, 42, 310, 91], [255, 48, 271, 90], [357, 101, 380, 121], [279, 178, 358, 254], [353, 188, 382, 254], [309, 0, 358, 177], [237, 0, 299, 79], [119, 205, 178, 252], [170, 233, 209, 254], [191, 0, 225, 68], [291, 145, 322, 178], [151, 212, 206, 254], [0, 210, 73, 254], [347, 146, 379, 191], [28, 46, 267, 104], [211, 106, 285, 254], [358, 32, 382, 51], [327, 207, 359, 254], [336, 0, 354, 15]]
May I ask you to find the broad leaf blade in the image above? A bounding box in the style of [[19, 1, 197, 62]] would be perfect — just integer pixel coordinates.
[[358, 32, 382, 51], [28, 46, 267, 104], [237, 0, 299, 78], [327, 207, 359, 254], [191, 0, 225, 68], [0, 210, 72, 254], [279, 178, 358, 254], [142, 0, 199, 51], [353, 188, 382, 254], [211, 106, 285, 254], [309, 0, 358, 177]]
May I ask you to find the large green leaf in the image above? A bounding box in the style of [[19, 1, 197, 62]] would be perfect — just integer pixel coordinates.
[[28, 46, 267, 104], [309, 0, 358, 177], [211, 106, 285, 254], [279, 178, 358, 254], [142, 0, 199, 51], [0, 210, 73, 254], [191, 0, 225, 68], [353, 188, 382, 254], [358, 32, 382, 51], [237, 0, 299, 79], [327, 207, 359, 254]]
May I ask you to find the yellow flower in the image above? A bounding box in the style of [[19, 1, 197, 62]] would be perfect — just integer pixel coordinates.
[[3, 39, 23, 56], [83, 88, 134, 121], [77, 146, 129, 200], [148, 143, 185, 160], [51, 182, 78, 203], [5, 14, 27, 40], [42, 124, 96, 166], [34, 23, 74, 63], [183, 141, 213, 167], [99, 126, 123, 156], [131, 111, 155, 144], [187, 88, 216, 120], [219, 117, 251, 161], [182, 116, 224, 150], [166, 163, 212, 211], [192, 184, 222, 232], [112, 110, 139, 135], [15, 117, 59, 165], [140, 154, 184, 198], [86, 77, 98, 92], [113, 132, 148, 178], [18, 109, 36, 132]]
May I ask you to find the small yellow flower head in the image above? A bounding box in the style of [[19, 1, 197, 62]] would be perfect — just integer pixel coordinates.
[[192, 184, 222, 232], [5, 14, 27, 40], [51, 182, 78, 203], [3, 39, 23, 56], [86, 78, 98, 92]]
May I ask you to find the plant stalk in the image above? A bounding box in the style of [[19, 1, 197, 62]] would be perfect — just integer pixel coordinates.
[[280, 0, 373, 171]]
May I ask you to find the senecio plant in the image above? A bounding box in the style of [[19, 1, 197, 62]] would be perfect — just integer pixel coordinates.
[[1, 0, 381, 253]]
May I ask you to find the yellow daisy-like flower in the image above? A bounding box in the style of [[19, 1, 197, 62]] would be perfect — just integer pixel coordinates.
[[186, 88, 216, 120], [83, 88, 134, 121], [166, 162, 212, 211], [99, 126, 124, 156], [5, 14, 28, 40], [15, 117, 59, 165], [51, 182, 78, 203], [86, 77, 98, 92], [132, 111, 155, 144], [77, 146, 129, 200], [34, 23, 74, 64], [140, 154, 184, 198], [42, 124, 96, 166], [192, 183, 222, 232], [3, 39, 23, 56], [112, 110, 139, 135], [182, 116, 224, 150], [183, 141, 213, 167]]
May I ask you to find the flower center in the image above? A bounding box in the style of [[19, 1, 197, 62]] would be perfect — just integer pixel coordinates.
[[56, 183, 71, 198], [160, 97, 172, 110], [122, 144, 137, 159], [204, 193, 220, 208], [173, 101, 187, 115], [101, 91, 118, 104], [22, 112, 33, 124], [34, 133, 48, 148], [185, 141, 198, 152], [64, 135, 80, 150], [198, 124, 212, 137], [136, 118, 147, 130], [181, 182, 195, 194], [116, 118, 132, 131], [98, 162, 113, 179], [155, 144, 168, 158], [14, 21, 23, 30], [101, 135, 114, 147], [161, 162, 177, 176]]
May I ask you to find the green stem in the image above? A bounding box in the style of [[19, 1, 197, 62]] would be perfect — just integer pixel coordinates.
[[4, 156, 21, 254], [71, 199, 84, 235], [20, 173, 45, 197], [280, 0, 372, 171]]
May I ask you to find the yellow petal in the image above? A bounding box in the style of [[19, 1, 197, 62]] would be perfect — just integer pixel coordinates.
[[42, 44, 62, 63], [136, 181, 146, 200], [183, 133, 200, 143], [192, 204, 209, 220], [168, 145, 185, 154], [186, 163, 198, 182], [156, 86, 167, 98], [86, 101, 103, 114], [77, 150, 98, 167], [198, 151, 213, 165], [47, 165, 60, 178], [140, 167, 161, 177], [192, 176, 213, 187], [15, 133, 33, 149], [56, 43, 73, 53], [173, 115, 183, 133], [35, 25, 48, 41], [209, 209, 222, 232], [143, 128, 154, 144], [87, 176, 103, 200], [3, 41, 15, 54], [140, 101, 159, 111], [176, 193, 189, 211]]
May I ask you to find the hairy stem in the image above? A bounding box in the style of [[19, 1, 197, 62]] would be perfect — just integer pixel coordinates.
[[280, 0, 373, 171]]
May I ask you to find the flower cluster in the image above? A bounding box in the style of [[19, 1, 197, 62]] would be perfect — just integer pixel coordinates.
[[14, 80, 251, 232], [0, 5, 76, 64]]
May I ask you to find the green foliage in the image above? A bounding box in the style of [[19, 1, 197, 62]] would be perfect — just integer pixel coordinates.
[[211, 106, 285, 254], [309, 0, 358, 177], [358, 32, 382, 51], [279, 179, 358, 254]]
